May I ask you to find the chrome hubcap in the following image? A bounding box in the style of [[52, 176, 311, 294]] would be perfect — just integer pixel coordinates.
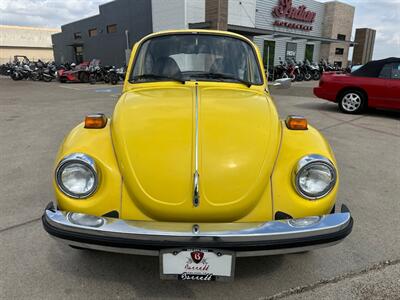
[[342, 93, 361, 111]]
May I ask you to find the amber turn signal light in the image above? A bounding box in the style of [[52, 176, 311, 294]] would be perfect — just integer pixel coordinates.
[[84, 114, 107, 129], [285, 115, 308, 130]]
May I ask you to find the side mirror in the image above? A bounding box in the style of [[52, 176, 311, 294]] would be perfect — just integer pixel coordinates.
[[270, 78, 292, 89]]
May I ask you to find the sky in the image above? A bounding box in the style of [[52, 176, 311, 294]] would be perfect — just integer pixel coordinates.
[[0, 0, 399, 60]]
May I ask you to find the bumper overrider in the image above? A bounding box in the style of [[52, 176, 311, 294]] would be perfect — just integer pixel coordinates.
[[42, 202, 353, 257]]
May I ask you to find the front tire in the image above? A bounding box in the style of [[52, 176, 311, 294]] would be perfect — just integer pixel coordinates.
[[110, 73, 118, 85], [304, 72, 312, 81], [79, 72, 89, 83], [313, 72, 321, 81], [43, 75, 52, 82], [339, 91, 366, 114], [296, 73, 304, 82], [89, 74, 96, 84]]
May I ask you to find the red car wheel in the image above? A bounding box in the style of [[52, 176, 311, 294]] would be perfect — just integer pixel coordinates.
[[339, 91, 366, 114]]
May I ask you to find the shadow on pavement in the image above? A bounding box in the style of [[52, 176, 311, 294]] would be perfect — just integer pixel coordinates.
[[295, 101, 400, 120], [46, 244, 285, 297]]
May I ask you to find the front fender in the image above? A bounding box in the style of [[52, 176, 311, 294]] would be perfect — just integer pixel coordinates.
[[53, 121, 122, 217], [271, 122, 338, 219]]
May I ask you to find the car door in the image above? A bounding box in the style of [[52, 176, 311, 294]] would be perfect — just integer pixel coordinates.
[[378, 62, 400, 109]]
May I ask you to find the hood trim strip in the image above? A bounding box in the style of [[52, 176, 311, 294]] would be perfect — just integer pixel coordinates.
[[193, 83, 200, 207]]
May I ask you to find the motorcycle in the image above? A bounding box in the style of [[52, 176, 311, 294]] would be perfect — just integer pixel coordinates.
[[108, 66, 126, 85], [87, 60, 105, 84], [286, 59, 303, 82], [11, 63, 35, 81]]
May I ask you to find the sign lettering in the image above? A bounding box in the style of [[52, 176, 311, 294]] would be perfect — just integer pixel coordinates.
[[272, 0, 317, 31]]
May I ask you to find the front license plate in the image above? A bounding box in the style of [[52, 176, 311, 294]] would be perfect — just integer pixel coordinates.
[[160, 248, 235, 281]]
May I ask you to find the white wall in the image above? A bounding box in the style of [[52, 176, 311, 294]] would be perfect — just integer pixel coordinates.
[[228, 0, 257, 27], [151, 0, 205, 32], [186, 0, 205, 24], [151, 0, 186, 32], [0, 25, 59, 48]]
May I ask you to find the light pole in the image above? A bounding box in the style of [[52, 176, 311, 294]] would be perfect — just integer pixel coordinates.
[[125, 29, 130, 65], [125, 29, 130, 50]]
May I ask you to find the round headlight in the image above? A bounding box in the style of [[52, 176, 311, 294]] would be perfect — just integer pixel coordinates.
[[294, 155, 337, 200], [56, 153, 98, 198]]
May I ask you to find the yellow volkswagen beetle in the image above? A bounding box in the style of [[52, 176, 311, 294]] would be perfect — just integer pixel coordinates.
[[43, 30, 353, 281]]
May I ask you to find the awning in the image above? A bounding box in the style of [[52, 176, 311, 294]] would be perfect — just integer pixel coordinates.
[[189, 23, 355, 45]]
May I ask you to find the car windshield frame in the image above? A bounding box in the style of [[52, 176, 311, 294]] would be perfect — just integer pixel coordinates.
[[128, 32, 264, 86]]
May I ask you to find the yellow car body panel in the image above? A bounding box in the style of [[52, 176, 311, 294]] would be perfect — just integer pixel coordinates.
[[53, 122, 122, 216], [53, 29, 338, 223], [271, 123, 338, 218], [112, 82, 280, 222]]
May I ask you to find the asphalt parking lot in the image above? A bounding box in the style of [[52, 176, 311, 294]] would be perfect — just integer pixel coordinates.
[[0, 77, 399, 299]]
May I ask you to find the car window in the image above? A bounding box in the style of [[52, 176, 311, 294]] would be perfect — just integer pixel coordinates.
[[379, 63, 400, 79], [131, 34, 263, 85]]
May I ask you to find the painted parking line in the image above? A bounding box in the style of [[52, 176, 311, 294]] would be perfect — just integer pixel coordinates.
[[58, 85, 84, 90]]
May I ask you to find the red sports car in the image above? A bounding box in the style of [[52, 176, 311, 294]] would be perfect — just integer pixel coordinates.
[[314, 57, 400, 114]]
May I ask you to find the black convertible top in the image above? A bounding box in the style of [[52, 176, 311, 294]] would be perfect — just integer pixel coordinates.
[[351, 57, 400, 77]]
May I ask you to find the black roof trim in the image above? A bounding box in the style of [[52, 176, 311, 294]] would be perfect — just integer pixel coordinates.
[[351, 57, 400, 77]]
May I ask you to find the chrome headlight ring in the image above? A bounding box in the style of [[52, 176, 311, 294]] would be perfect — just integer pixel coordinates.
[[294, 154, 337, 200], [55, 153, 98, 199]]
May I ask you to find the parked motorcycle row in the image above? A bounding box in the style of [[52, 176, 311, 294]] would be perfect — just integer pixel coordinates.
[[0, 58, 126, 85], [0, 59, 57, 82], [266, 59, 349, 82], [58, 60, 127, 85]]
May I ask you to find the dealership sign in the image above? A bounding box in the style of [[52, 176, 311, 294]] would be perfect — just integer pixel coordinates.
[[272, 0, 316, 31]]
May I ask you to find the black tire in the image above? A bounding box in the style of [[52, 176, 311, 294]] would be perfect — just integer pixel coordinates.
[[11, 73, 19, 81], [296, 73, 304, 82], [43, 75, 52, 82], [79, 72, 89, 83], [304, 72, 312, 81], [104, 74, 110, 83], [338, 90, 366, 114], [110, 74, 118, 85], [59, 77, 67, 83], [31, 72, 40, 81], [313, 72, 321, 81], [89, 74, 96, 84]]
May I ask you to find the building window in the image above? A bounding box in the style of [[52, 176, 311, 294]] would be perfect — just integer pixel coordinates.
[[305, 44, 314, 62], [88, 28, 97, 37], [285, 42, 297, 61], [334, 61, 343, 68], [337, 34, 346, 41], [107, 24, 117, 34], [74, 32, 82, 39], [335, 48, 344, 55]]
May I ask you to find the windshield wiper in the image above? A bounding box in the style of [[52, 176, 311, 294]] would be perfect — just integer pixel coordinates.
[[132, 73, 185, 84], [192, 72, 253, 87]]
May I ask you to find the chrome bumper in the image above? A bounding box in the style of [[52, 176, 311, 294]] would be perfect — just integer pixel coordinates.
[[42, 203, 353, 257]]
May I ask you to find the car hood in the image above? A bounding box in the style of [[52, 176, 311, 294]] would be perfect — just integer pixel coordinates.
[[111, 83, 280, 222]]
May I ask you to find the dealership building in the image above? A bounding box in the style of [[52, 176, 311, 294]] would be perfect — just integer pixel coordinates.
[[0, 25, 60, 64], [52, 0, 357, 68]]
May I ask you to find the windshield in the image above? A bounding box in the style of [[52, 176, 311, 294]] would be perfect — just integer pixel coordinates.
[[130, 34, 263, 85]]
